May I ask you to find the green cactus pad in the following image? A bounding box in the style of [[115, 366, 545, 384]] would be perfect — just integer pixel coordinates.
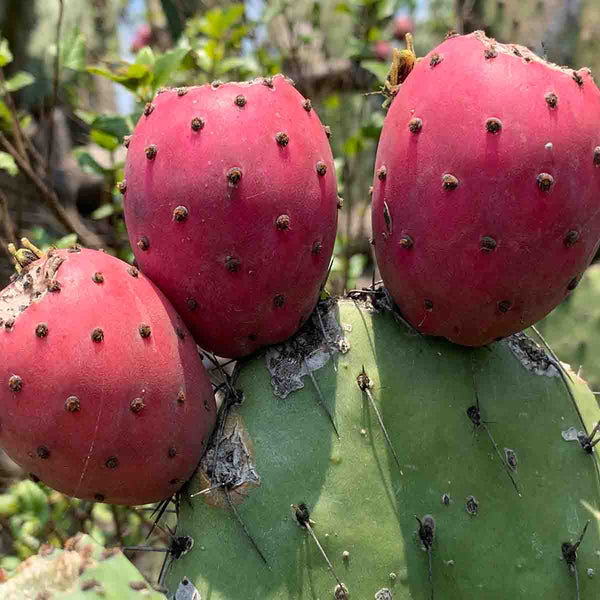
[[0, 533, 167, 600], [538, 263, 600, 392], [169, 296, 600, 600]]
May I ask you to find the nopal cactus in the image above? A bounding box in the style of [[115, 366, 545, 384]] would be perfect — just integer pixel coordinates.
[[167, 295, 600, 599], [371, 31, 600, 346], [0, 243, 216, 505], [0, 533, 167, 599], [122, 75, 339, 359]]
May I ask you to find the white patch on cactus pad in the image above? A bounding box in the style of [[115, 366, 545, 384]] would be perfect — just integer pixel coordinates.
[[506, 333, 559, 377]]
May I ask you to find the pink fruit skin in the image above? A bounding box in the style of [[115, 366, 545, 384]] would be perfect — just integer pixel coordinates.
[[393, 16, 414, 40], [123, 75, 338, 358], [0, 249, 216, 505], [372, 32, 600, 346], [131, 23, 152, 52], [374, 40, 393, 62]]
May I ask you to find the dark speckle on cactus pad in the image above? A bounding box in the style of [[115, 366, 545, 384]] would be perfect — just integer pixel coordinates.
[[465, 495, 479, 515], [144, 144, 157, 160], [191, 117, 205, 131], [234, 94, 247, 107], [35, 323, 48, 337], [173, 206, 189, 222], [408, 118, 422, 133], [65, 396, 80, 412], [91, 327, 104, 342], [485, 118, 502, 133]]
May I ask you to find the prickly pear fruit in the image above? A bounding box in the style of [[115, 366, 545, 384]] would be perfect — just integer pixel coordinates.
[[122, 75, 338, 358], [0, 245, 216, 505], [168, 295, 600, 599], [0, 533, 167, 599], [372, 31, 600, 346]]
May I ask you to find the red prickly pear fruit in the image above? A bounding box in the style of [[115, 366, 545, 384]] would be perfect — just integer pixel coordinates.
[[130, 23, 152, 52], [393, 15, 414, 40], [123, 75, 338, 358], [371, 31, 600, 346], [374, 40, 393, 62], [0, 247, 216, 505]]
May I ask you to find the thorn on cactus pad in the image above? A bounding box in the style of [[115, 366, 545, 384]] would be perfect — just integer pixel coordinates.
[[303, 98, 312, 111], [137, 236, 150, 251], [442, 173, 458, 190], [130, 397, 145, 413], [139, 324, 152, 338], [480, 236, 497, 252], [187, 298, 198, 311], [227, 167, 242, 186], [485, 118, 502, 134], [144, 144, 157, 160], [562, 519, 590, 600], [564, 230, 580, 247], [65, 396, 80, 412], [143, 103, 155, 116], [416, 514, 436, 600], [35, 323, 48, 337], [399, 234, 414, 249], [234, 94, 247, 107], [36, 445, 50, 459], [172, 206, 189, 222], [225, 256, 241, 272], [191, 117, 205, 131], [545, 92, 558, 108], [276, 215, 291, 230], [316, 161, 328, 176], [430, 53, 443, 67], [105, 456, 119, 469], [91, 327, 104, 343], [8, 375, 22, 392], [408, 118, 422, 133], [377, 166, 387, 180], [536, 172, 554, 192], [275, 132, 289, 147], [273, 295, 285, 308], [92, 272, 104, 284]]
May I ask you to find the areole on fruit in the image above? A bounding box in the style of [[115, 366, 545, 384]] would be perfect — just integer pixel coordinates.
[[371, 31, 600, 346]]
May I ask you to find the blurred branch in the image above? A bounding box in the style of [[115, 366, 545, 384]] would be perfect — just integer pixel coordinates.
[[46, 0, 64, 172], [0, 131, 104, 249]]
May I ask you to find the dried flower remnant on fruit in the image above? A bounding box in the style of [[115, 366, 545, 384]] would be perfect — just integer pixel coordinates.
[[65, 396, 80, 412], [177, 88, 188, 97], [173, 206, 189, 222], [263, 77, 274, 88], [191, 117, 205, 131], [144, 145, 157, 160], [234, 95, 246, 107], [275, 132, 289, 147], [573, 71, 584, 86], [337, 196, 344, 209]]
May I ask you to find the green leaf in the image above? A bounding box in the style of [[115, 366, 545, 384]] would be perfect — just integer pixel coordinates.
[[0, 38, 13, 67], [152, 47, 190, 89], [90, 128, 119, 151], [215, 55, 259, 76], [90, 114, 131, 141], [360, 59, 390, 82], [73, 147, 107, 176], [54, 234, 78, 248], [3, 71, 35, 93], [91, 203, 115, 220], [376, 0, 400, 20], [86, 62, 151, 92], [0, 151, 18, 175], [61, 31, 86, 71], [134, 46, 155, 67]]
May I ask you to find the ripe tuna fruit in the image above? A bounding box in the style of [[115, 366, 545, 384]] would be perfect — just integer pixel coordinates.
[[122, 75, 338, 358], [372, 31, 600, 346], [0, 245, 216, 505]]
